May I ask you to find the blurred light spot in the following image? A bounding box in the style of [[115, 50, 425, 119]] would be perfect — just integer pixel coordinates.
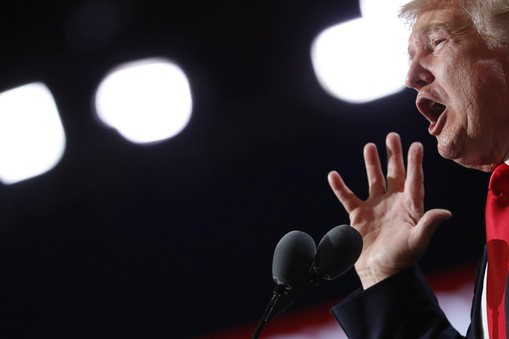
[[311, 0, 411, 104], [359, 0, 411, 21], [0, 83, 66, 184], [95, 58, 193, 144]]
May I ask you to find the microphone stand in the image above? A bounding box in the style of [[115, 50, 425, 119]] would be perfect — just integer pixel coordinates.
[[251, 284, 288, 339], [251, 273, 326, 339]]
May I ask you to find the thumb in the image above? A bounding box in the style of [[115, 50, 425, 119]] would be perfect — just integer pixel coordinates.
[[413, 208, 452, 250]]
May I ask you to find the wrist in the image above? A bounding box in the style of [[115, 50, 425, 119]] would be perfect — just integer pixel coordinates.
[[356, 266, 401, 290]]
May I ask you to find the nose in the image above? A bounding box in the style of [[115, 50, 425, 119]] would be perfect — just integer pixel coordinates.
[[405, 59, 434, 91]]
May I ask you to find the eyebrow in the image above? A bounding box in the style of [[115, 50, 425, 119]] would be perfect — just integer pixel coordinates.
[[407, 22, 452, 60], [415, 22, 452, 35]]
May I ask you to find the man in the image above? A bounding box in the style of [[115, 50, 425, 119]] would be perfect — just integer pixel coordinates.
[[327, 0, 509, 338]]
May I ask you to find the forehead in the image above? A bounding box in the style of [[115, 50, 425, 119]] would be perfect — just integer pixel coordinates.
[[407, 7, 474, 57], [411, 7, 471, 38]]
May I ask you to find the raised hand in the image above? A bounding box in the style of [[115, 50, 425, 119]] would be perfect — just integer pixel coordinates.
[[328, 132, 452, 289]]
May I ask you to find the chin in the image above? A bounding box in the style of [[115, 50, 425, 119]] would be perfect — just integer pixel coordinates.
[[437, 143, 497, 172], [450, 151, 502, 172], [453, 160, 497, 172], [436, 142, 457, 161], [435, 133, 503, 172]]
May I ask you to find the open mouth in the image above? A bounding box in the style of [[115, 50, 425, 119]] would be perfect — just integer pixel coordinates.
[[417, 98, 447, 123]]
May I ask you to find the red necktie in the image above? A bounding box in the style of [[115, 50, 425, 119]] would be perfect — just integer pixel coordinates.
[[486, 163, 509, 339]]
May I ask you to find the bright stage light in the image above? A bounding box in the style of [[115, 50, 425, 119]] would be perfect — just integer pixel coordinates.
[[311, 0, 411, 104], [359, 0, 411, 21], [0, 83, 66, 184], [95, 58, 193, 144]]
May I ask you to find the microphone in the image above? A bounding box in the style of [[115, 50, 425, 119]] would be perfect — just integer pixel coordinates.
[[272, 230, 317, 290], [311, 224, 363, 283], [251, 230, 316, 339], [251, 225, 363, 339]]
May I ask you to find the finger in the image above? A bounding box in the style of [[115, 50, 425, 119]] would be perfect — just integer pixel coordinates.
[[328, 171, 362, 213], [363, 143, 386, 195], [386, 132, 406, 192], [405, 141, 424, 200], [412, 208, 452, 252]]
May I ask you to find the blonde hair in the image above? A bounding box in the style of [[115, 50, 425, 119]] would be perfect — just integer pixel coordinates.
[[399, 0, 509, 48]]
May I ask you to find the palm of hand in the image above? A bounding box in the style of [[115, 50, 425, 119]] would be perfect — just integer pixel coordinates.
[[350, 190, 425, 283], [328, 133, 451, 288]]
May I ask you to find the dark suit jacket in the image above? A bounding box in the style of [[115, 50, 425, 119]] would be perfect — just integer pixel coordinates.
[[331, 252, 490, 338]]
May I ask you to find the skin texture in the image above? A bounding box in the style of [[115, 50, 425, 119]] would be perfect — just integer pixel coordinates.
[[407, 7, 509, 172], [329, 6, 509, 289], [328, 133, 451, 289]]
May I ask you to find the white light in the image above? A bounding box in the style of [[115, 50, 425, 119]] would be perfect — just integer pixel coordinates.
[[0, 83, 66, 184], [360, 0, 412, 21], [95, 58, 193, 144], [311, 0, 412, 104], [311, 18, 409, 103]]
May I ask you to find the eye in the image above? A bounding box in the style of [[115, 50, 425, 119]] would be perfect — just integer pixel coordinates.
[[431, 38, 447, 51]]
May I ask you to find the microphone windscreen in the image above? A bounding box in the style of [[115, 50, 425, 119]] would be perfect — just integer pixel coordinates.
[[272, 230, 316, 289], [314, 225, 362, 281]]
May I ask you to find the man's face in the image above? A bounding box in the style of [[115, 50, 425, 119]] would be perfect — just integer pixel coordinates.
[[406, 6, 509, 171]]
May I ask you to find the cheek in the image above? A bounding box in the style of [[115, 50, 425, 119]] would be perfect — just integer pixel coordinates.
[[445, 59, 500, 118], [473, 59, 509, 121], [477, 59, 506, 82], [444, 68, 474, 118], [449, 62, 478, 94]]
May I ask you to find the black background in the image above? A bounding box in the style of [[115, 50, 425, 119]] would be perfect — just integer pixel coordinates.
[[0, 1, 488, 337]]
